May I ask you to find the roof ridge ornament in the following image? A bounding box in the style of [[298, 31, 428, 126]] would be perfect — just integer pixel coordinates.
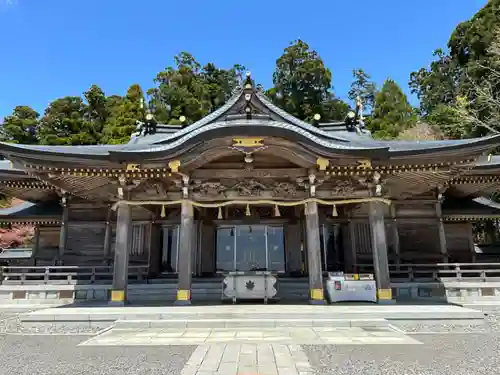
[[345, 96, 368, 134]]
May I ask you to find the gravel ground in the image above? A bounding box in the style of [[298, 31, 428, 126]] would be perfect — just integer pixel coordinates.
[[1, 305, 500, 375], [304, 332, 500, 375], [391, 306, 500, 333], [304, 305, 500, 375], [0, 334, 195, 375]]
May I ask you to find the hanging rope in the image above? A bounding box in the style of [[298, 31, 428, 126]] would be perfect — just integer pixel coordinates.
[[111, 197, 391, 211]]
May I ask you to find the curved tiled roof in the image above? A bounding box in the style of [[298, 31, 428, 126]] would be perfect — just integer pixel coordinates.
[[0, 79, 500, 159]]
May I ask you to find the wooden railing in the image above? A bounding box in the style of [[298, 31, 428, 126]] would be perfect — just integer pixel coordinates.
[[353, 263, 500, 282], [3, 263, 500, 285], [0, 265, 149, 285]]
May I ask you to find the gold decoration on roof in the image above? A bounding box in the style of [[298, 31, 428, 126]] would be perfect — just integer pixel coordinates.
[[232, 138, 264, 148]]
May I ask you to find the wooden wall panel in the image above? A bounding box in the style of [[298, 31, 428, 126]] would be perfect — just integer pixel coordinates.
[[65, 222, 106, 265], [398, 222, 441, 262], [444, 222, 473, 262], [68, 205, 109, 221], [36, 225, 60, 264]]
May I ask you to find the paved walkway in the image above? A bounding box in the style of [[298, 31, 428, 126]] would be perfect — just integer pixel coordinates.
[[80, 326, 421, 346], [180, 344, 314, 375]]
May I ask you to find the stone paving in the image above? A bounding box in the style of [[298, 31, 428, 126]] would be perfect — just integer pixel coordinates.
[[79, 326, 421, 346], [180, 344, 314, 375]]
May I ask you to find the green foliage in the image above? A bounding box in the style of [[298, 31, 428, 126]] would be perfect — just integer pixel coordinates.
[[370, 79, 416, 139], [426, 103, 473, 139], [84, 84, 108, 136], [101, 85, 146, 144], [1, 106, 39, 144], [148, 52, 244, 125], [37, 96, 98, 145], [268, 39, 350, 122], [409, 0, 500, 137], [348, 69, 377, 112]]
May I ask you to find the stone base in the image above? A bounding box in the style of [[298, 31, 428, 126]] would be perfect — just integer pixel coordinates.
[[377, 299, 396, 305], [308, 299, 327, 305], [174, 299, 192, 306], [108, 300, 129, 306]]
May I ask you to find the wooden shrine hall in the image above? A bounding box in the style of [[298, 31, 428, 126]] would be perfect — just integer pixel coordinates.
[[2, 73, 500, 304]]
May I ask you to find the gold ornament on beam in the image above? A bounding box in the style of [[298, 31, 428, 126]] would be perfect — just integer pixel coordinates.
[[316, 157, 330, 171], [217, 207, 223, 220], [488, 154, 492, 162], [168, 160, 181, 173], [332, 204, 338, 217], [274, 204, 281, 217], [126, 163, 140, 172], [245, 204, 251, 216], [160, 204, 166, 218]]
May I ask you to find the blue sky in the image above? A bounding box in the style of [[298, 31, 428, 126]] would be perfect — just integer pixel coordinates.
[[0, 0, 488, 119]]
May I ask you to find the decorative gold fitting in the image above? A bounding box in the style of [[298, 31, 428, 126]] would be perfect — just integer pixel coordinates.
[[160, 205, 166, 218], [316, 157, 330, 171], [126, 163, 140, 172], [232, 138, 264, 148], [168, 160, 181, 173], [357, 160, 372, 169]]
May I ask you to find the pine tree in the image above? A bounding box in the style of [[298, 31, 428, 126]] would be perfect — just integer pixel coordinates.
[[370, 79, 416, 139]]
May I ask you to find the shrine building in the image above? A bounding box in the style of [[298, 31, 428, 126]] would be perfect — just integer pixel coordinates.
[[2, 74, 500, 305]]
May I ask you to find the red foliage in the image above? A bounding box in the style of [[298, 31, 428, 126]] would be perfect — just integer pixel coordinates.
[[0, 225, 34, 249]]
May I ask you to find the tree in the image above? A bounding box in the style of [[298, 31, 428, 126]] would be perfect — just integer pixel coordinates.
[[0, 225, 34, 248], [397, 122, 444, 141], [370, 79, 416, 139], [148, 52, 243, 125], [348, 69, 377, 113], [37, 97, 98, 145], [269, 39, 348, 122], [1, 106, 39, 144], [84, 84, 108, 140], [410, 0, 500, 136], [101, 84, 146, 144], [426, 102, 473, 139]]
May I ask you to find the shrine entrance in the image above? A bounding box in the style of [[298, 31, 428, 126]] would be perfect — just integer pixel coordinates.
[[215, 225, 286, 273]]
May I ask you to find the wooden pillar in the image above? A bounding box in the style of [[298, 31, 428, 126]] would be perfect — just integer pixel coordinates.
[[467, 222, 476, 263], [103, 208, 113, 263], [33, 224, 40, 266], [201, 219, 216, 276], [345, 210, 357, 272], [175, 201, 194, 305], [435, 202, 448, 262], [304, 201, 325, 304], [58, 195, 69, 265], [286, 219, 302, 276], [368, 201, 393, 303], [390, 204, 400, 269], [148, 222, 162, 276], [110, 202, 132, 305]]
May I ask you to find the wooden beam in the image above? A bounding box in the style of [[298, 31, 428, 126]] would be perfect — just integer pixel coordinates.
[[191, 168, 308, 179]]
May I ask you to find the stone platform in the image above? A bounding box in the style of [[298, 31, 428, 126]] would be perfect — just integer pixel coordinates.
[[17, 303, 485, 332]]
